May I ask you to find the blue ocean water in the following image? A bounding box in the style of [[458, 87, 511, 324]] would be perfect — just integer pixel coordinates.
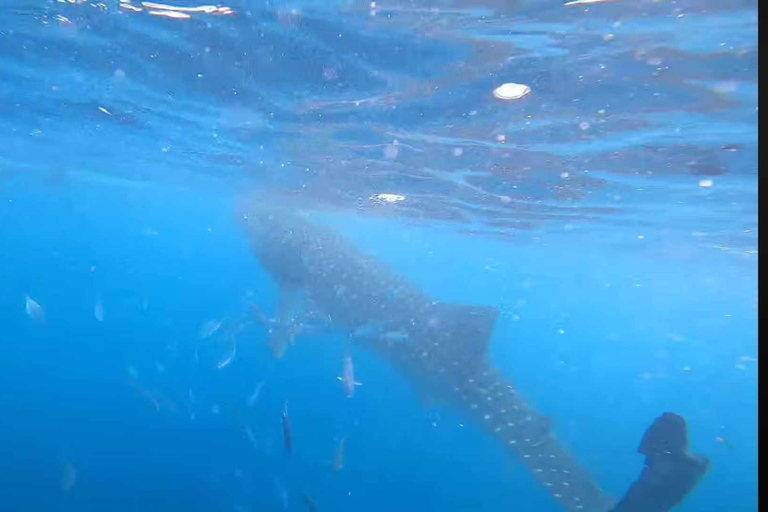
[[0, 1, 757, 511]]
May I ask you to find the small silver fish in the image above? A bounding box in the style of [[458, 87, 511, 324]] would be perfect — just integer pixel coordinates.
[[199, 318, 223, 339], [247, 380, 265, 407], [282, 401, 293, 455], [244, 424, 259, 448], [94, 298, 104, 322], [337, 355, 362, 398], [60, 461, 77, 492], [333, 435, 347, 471], [217, 339, 237, 369], [24, 294, 46, 325], [274, 477, 289, 510]]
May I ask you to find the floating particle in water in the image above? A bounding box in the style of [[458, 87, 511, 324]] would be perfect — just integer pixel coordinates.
[[734, 363, 746, 370], [496, 134, 506, 143], [603, 33, 614, 41], [114, 68, 126, 79], [452, 147, 463, 157], [98, 106, 112, 115], [560, 172, 569, 179], [493, 83, 531, 100], [322, 67, 338, 81], [499, 195, 512, 204], [699, 179, 713, 188], [579, 121, 590, 130], [557, 329, 565, 335], [682, 366, 691, 372]]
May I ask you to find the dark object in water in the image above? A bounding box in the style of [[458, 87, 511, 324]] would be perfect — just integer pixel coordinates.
[[610, 412, 709, 512], [301, 492, 318, 511], [281, 401, 293, 455]]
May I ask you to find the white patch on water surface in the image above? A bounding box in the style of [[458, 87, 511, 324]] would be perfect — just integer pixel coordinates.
[[370, 193, 405, 204], [493, 83, 531, 100], [564, 0, 617, 5]]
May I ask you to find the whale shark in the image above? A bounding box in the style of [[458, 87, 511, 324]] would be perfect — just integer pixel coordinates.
[[239, 201, 709, 512]]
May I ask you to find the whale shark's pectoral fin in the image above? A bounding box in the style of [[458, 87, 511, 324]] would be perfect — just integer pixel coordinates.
[[611, 412, 709, 512], [420, 302, 499, 364]]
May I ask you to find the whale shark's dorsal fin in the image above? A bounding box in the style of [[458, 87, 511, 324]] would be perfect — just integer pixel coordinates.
[[418, 302, 499, 364]]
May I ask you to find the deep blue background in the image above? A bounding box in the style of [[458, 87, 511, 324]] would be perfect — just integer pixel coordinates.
[[0, 1, 757, 511]]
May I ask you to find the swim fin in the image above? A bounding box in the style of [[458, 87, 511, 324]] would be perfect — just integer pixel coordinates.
[[611, 412, 709, 512]]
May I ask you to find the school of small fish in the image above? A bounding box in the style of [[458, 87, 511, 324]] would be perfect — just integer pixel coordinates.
[[18, 292, 402, 509]]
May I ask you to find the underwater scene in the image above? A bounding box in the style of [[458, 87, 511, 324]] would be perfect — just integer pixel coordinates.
[[0, 1, 758, 511]]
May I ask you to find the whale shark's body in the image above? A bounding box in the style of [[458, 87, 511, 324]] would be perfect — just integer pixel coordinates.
[[240, 203, 708, 512]]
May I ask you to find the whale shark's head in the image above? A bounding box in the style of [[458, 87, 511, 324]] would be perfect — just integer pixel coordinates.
[[237, 196, 322, 288]]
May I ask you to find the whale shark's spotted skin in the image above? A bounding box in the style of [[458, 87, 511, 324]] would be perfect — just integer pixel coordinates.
[[240, 204, 637, 512]]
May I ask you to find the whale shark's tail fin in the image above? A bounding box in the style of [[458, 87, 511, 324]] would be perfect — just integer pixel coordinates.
[[611, 412, 709, 512]]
